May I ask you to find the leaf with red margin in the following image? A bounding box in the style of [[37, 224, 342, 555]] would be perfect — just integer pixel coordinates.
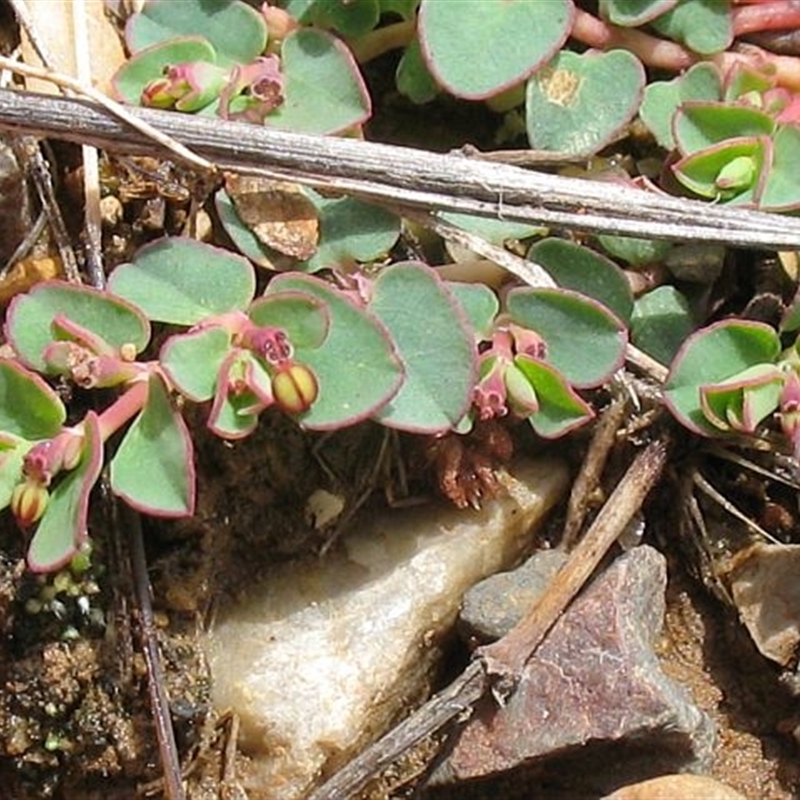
[[110, 374, 195, 517], [27, 411, 103, 573]]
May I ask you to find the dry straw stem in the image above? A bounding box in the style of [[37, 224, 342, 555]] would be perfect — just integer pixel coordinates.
[[2, 88, 800, 249]]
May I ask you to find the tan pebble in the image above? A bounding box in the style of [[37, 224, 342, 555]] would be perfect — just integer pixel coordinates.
[[604, 774, 747, 800]]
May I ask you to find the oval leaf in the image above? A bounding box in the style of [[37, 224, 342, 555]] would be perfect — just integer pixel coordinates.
[[447, 282, 499, 340], [526, 49, 645, 157], [160, 326, 232, 402], [599, 0, 677, 26], [664, 319, 781, 435], [639, 62, 721, 150], [300, 191, 401, 273], [6, 281, 151, 372], [419, 0, 573, 100], [126, 0, 267, 67], [507, 287, 627, 388], [673, 102, 774, 155], [630, 286, 695, 365], [112, 37, 219, 106], [368, 263, 476, 432], [0, 360, 66, 440], [528, 238, 633, 322], [108, 238, 256, 325], [267, 29, 371, 134], [514, 355, 594, 438], [110, 374, 195, 517], [247, 291, 330, 350], [27, 411, 103, 573], [760, 125, 800, 211], [265, 274, 403, 429]]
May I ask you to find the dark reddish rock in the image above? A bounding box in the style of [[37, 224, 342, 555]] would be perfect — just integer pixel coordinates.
[[436, 545, 714, 784]]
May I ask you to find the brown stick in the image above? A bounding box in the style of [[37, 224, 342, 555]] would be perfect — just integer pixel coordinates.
[[2, 90, 800, 249], [308, 438, 670, 799], [478, 437, 670, 679]]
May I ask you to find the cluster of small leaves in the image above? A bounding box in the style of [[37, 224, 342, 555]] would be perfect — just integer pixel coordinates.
[[0, 237, 626, 572], [663, 312, 800, 464], [641, 63, 800, 210]]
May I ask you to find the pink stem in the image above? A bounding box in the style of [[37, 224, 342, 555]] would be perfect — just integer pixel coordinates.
[[570, 8, 696, 72], [96, 379, 149, 442]]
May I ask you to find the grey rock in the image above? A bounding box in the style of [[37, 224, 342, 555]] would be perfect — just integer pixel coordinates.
[[459, 548, 568, 644], [437, 545, 715, 784]]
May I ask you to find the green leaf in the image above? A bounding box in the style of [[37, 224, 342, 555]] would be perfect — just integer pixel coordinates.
[[0, 360, 66, 440], [599, 0, 677, 26], [673, 102, 774, 155], [108, 238, 256, 325], [247, 291, 330, 349], [397, 39, 440, 105], [418, 0, 572, 100], [368, 263, 476, 432], [267, 29, 371, 134], [265, 274, 403, 429], [597, 234, 674, 267], [507, 287, 627, 388], [27, 411, 103, 573], [206, 350, 272, 439], [527, 238, 633, 322], [514, 355, 594, 438], [672, 136, 770, 204], [0, 442, 27, 513], [759, 125, 800, 211], [7, 282, 151, 372], [447, 282, 499, 340], [111, 374, 195, 517], [630, 286, 695, 365], [651, 0, 732, 56], [639, 62, 721, 150], [699, 364, 783, 433], [439, 211, 544, 244], [525, 49, 645, 157], [309, 0, 380, 37], [126, 0, 267, 67], [664, 319, 781, 434], [160, 326, 231, 402], [300, 191, 400, 272], [112, 37, 220, 107]]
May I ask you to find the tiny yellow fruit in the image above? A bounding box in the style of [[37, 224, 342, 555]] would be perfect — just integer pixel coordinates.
[[271, 362, 318, 414], [11, 480, 49, 527]]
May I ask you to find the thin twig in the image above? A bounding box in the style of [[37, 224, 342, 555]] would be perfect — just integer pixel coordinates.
[[123, 504, 186, 800], [562, 397, 628, 548], [693, 470, 784, 546]]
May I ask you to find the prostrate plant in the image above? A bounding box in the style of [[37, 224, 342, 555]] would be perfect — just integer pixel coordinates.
[[0, 238, 626, 573]]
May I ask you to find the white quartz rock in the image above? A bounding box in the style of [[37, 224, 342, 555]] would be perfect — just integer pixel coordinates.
[[205, 458, 568, 800]]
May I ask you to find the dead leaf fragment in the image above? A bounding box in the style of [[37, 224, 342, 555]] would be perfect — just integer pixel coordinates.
[[226, 175, 319, 261], [0, 255, 62, 305]]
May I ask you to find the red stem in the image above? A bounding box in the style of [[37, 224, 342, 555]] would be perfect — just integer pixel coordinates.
[[732, 0, 800, 35]]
